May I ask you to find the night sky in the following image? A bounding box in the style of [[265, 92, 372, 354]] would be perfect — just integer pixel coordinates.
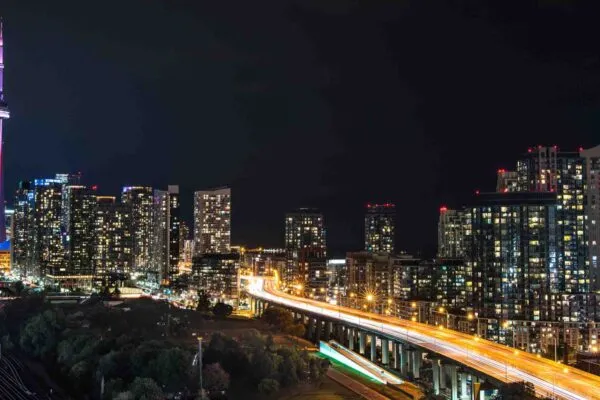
[[2, 1, 599, 257]]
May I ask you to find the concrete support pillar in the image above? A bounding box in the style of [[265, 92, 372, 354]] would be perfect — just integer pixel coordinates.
[[370, 334, 377, 362], [400, 345, 408, 375], [432, 359, 441, 395], [440, 364, 447, 390], [460, 372, 468, 400], [449, 365, 458, 400], [392, 342, 399, 369], [348, 328, 355, 351], [337, 324, 344, 342], [315, 319, 322, 343], [411, 350, 421, 379], [382, 338, 389, 365], [359, 331, 366, 355], [325, 321, 333, 340], [307, 318, 314, 340]]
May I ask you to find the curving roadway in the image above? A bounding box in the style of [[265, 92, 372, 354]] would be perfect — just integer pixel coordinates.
[[245, 276, 600, 400]]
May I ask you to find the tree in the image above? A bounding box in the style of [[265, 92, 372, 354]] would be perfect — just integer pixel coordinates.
[[14, 281, 24, 296], [57, 334, 98, 369], [309, 358, 321, 383], [1, 334, 14, 351], [262, 307, 294, 330], [203, 363, 230, 397], [128, 377, 164, 400], [69, 360, 93, 394], [212, 303, 233, 319], [130, 341, 165, 378], [257, 378, 280, 395], [239, 329, 266, 350], [100, 286, 111, 300], [20, 309, 65, 358], [251, 350, 281, 383], [151, 347, 191, 391], [285, 323, 305, 338], [197, 290, 211, 312], [103, 378, 125, 400]]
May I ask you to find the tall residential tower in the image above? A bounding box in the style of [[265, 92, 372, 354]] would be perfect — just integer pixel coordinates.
[[364, 203, 395, 254], [284, 208, 327, 296], [122, 186, 153, 270], [193, 187, 231, 254]]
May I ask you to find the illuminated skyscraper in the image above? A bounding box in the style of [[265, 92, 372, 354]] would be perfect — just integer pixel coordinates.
[[122, 186, 153, 270], [150, 186, 180, 285], [466, 192, 558, 324], [179, 220, 189, 260], [60, 185, 96, 284], [193, 187, 231, 255], [93, 196, 133, 279], [581, 145, 600, 291], [11, 181, 35, 276], [364, 203, 395, 254], [31, 178, 64, 278], [437, 207, 467, 258], [285, 208, 327, 296], [0, 19, 10, 243], [518, 146, 587, 293]]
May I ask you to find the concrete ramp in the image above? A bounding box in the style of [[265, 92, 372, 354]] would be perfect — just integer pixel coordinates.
[[320, 340, 403, 385]]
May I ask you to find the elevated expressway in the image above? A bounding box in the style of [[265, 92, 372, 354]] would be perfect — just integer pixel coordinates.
[[244, 276, 600, 400]]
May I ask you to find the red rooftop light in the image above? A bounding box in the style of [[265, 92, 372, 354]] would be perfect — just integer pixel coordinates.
[[440, 206, 448, 212], [91, 185, 98, 191], [579, 146, 584, 152], [498, 168, 505, 174], [528, 148, 532, 153], [475, 190, 480, 195]]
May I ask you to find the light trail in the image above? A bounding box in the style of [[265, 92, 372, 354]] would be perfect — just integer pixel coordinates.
[[245, 276, 600, 400]]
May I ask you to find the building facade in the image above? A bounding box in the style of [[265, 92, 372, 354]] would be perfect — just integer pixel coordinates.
[[284, 208, 327, 296], [32, 178, 64, 279], [192, 253, 240, 303], [466, 192, 558, 322], [150, 186, 180, 285], [518, 147, 587, 293], [437, 207, 467, 258], [364, 203, 395, 254], [193, 187, 231, 255], [93, 196, 133, 279], [121, 186, 153, 271], [496, 169, 519, 193], [11, 181, 35, 276], [60, 185, 96, 283], [581, 145, 600, 291]]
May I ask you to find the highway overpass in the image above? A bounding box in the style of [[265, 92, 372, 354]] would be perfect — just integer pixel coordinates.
[[244, 276, 600, 400]]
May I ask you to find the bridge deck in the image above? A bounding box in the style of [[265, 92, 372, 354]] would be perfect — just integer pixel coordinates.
[[245, 276, 600, 400]]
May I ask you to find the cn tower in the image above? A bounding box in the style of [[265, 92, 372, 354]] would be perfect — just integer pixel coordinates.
[[0, 19, 9, 243]]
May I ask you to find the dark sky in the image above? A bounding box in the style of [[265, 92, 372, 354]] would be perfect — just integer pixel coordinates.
[[1, 0, 599, 257]]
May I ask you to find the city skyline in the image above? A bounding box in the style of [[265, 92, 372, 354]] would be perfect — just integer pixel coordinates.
[[3, 2, 600, 257], [3, 3, 600, 399]]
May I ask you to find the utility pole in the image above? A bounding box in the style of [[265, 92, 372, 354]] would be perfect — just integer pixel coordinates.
[[198, 337, 204, 398]]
